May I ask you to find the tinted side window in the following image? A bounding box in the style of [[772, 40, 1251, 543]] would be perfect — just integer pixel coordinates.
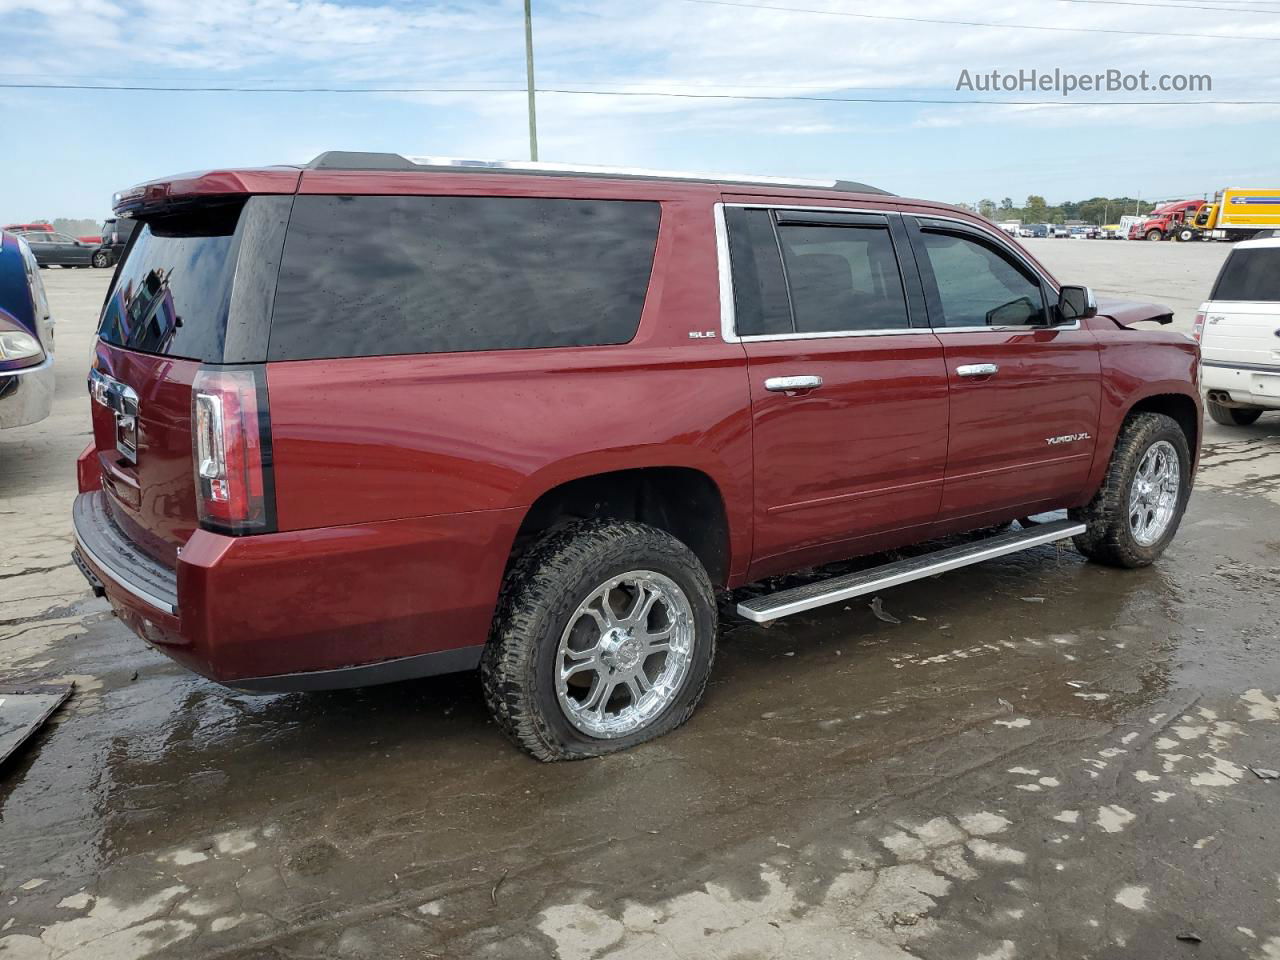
[[724, 207, 791, 337], [777, 224, 908, 333], [1211, 249, 1280, 302], [268, 195, 660, 361], [919, 231, 1045, 327]]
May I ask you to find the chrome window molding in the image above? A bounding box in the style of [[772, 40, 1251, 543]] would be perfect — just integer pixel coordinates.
[[739, 327, 936, 343], [933, 322, 1080, 333], [715, 202, 1078, 341], [715, 201, 917, 344], [714, 202, 739, 343]]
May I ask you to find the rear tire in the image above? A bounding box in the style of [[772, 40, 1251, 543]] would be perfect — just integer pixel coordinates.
[[481, 520, 717, 761], [1207, 400, 1263, 426], [1070, 413, 1191, 568], [92, 250, 112, 269]]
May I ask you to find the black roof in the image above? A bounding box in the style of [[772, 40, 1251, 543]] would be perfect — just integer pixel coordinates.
[[305, 151, 892, 196]]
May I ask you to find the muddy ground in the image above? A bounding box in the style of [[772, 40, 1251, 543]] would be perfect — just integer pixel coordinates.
[[2, 246, 1279, 959]]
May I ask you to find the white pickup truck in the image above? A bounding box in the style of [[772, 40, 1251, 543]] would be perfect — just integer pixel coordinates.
[[1197, 237, 1280, 425]]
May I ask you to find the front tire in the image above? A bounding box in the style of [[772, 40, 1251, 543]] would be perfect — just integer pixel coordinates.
[[92, 250, 112, 269], [1207, 400, 1263, 426], [1071, 413, 1191, 568], [1145, 229, 1164, 242], [481, 520, 716, 761]]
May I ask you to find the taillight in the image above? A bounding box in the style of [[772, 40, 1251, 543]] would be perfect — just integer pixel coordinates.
[[1191, 311, 1206, 342], [192, 367, 275, 535]]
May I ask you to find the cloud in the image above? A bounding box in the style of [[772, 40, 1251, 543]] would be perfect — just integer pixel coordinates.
[[2, 0, 1278, 213]]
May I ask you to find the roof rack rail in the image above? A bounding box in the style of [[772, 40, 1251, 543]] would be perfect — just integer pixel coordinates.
[[305, 151, 891, 196]]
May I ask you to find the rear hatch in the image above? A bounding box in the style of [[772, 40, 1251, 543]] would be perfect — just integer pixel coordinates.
[[1202, 245, 1280, 369], [89, 189, 294, 567]]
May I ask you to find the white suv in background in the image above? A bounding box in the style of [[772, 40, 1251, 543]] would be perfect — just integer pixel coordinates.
[[1196, 237, 1280, 426]]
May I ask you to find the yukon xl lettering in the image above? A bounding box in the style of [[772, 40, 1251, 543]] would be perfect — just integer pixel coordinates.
[[72, 153, 1201, 760]]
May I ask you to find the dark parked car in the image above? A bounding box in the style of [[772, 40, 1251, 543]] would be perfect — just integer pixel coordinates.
[[73, 153, 1200, 760], [20, 230, 97, 268], [94, 218, 137, 269], [0, 232, 56, 429]]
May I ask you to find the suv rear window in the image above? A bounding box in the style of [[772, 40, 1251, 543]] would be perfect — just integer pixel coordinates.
[[267, 195, 660, 361], [97, 204, 243, 361], [1211, 248, 1280, 302]]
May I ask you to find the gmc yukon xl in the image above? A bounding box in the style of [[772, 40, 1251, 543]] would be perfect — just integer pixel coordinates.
[[72, 153, 1201, 760]]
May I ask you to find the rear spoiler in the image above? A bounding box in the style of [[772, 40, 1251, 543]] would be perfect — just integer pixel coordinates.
[[1095, 296, 1174, 327], [112, 168, 301, 218]]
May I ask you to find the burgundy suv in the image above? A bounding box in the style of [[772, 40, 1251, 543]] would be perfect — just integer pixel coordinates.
[[73, 152, 1200, 760]]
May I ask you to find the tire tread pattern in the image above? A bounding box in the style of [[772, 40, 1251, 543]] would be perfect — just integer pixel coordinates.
[[1070, 412, 1191, 568], [480, 519, 715, 762]]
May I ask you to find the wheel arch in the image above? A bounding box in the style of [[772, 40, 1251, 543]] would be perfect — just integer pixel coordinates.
[[509, 465, 735, 587], [1081, 386, 1202, 505], [1127, 391, 1200, 463]]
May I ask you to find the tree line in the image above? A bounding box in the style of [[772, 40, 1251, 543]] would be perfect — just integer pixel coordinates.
[[954, 196, 1158, 226]]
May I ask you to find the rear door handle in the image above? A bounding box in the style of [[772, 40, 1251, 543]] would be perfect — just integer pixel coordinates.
[[956, 363, 999, 378], [764, 375, 824, 394]]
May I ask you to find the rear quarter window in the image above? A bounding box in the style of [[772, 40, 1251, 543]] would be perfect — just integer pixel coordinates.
[[267, 195, 661, 361], [1211, 248, 1280, 302], [97, 204, 243, 362]]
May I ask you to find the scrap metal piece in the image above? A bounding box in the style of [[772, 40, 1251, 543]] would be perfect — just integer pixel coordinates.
[[0, 683, 74, 768]]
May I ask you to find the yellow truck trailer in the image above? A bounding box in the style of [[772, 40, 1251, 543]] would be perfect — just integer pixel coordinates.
[[1185, 188, 1280, 241]]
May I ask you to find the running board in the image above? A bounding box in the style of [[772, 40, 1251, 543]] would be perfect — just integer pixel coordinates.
[[736, 519, 1086, 623]]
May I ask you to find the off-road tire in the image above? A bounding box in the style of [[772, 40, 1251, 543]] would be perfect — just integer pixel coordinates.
[[1206, 400, 1263, 426], [481, 520, 717, 761], [1070, 412, 1191, 568]]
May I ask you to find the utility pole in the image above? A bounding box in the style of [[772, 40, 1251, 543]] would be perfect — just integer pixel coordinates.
[[524, 0, 539, 161]]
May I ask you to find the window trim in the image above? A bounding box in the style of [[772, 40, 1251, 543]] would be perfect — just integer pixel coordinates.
[[715, 202, 924, 343], [905, 214, 1077, 333]]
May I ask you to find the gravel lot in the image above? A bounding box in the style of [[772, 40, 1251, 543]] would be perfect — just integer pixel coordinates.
[[2, 247, 1278, 960]]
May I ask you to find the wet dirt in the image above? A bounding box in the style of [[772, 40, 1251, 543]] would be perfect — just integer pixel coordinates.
[[2, 270, 1279, 959]]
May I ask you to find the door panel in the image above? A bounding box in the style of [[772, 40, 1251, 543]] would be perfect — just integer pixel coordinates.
[[745, 335, 949, 576], [936, 329, 1101, 519], [905, 216, 1102, 523], [721, 204, 950, 579]]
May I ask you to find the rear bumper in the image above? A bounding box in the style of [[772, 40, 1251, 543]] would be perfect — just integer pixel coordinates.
[[71, 490, 521, 691], [0, 356, 54, 429], [1201, 360, 1280, 410], [72, 490, 178, 613]]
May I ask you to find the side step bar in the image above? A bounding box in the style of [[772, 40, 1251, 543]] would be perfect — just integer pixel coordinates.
[[736, 519, 1086, 623]]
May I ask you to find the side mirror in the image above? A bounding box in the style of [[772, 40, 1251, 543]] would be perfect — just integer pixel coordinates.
[[1057, 285, 1097, 323]]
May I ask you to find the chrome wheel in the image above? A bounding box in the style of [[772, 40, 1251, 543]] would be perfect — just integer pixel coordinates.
[[556, 569, 695, 739], [1128, 440, 1180, 546]]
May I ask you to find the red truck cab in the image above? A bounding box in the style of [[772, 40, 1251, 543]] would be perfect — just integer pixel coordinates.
[[73, 153, 1201, 759], [1129, 199, 1206, 240]]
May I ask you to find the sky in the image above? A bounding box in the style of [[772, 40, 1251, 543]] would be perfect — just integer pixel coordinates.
[[1, 0, 1276, 221]]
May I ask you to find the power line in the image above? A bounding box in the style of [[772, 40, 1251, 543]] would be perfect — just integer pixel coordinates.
[[1051, 0, 1280, 12], [680, 0, 1280, 40], [541, 87, 1278, 106], [2, 81, 1277, 106]]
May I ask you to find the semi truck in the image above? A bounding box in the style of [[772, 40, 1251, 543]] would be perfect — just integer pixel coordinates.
[[1127, 200, 1205, 241]]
